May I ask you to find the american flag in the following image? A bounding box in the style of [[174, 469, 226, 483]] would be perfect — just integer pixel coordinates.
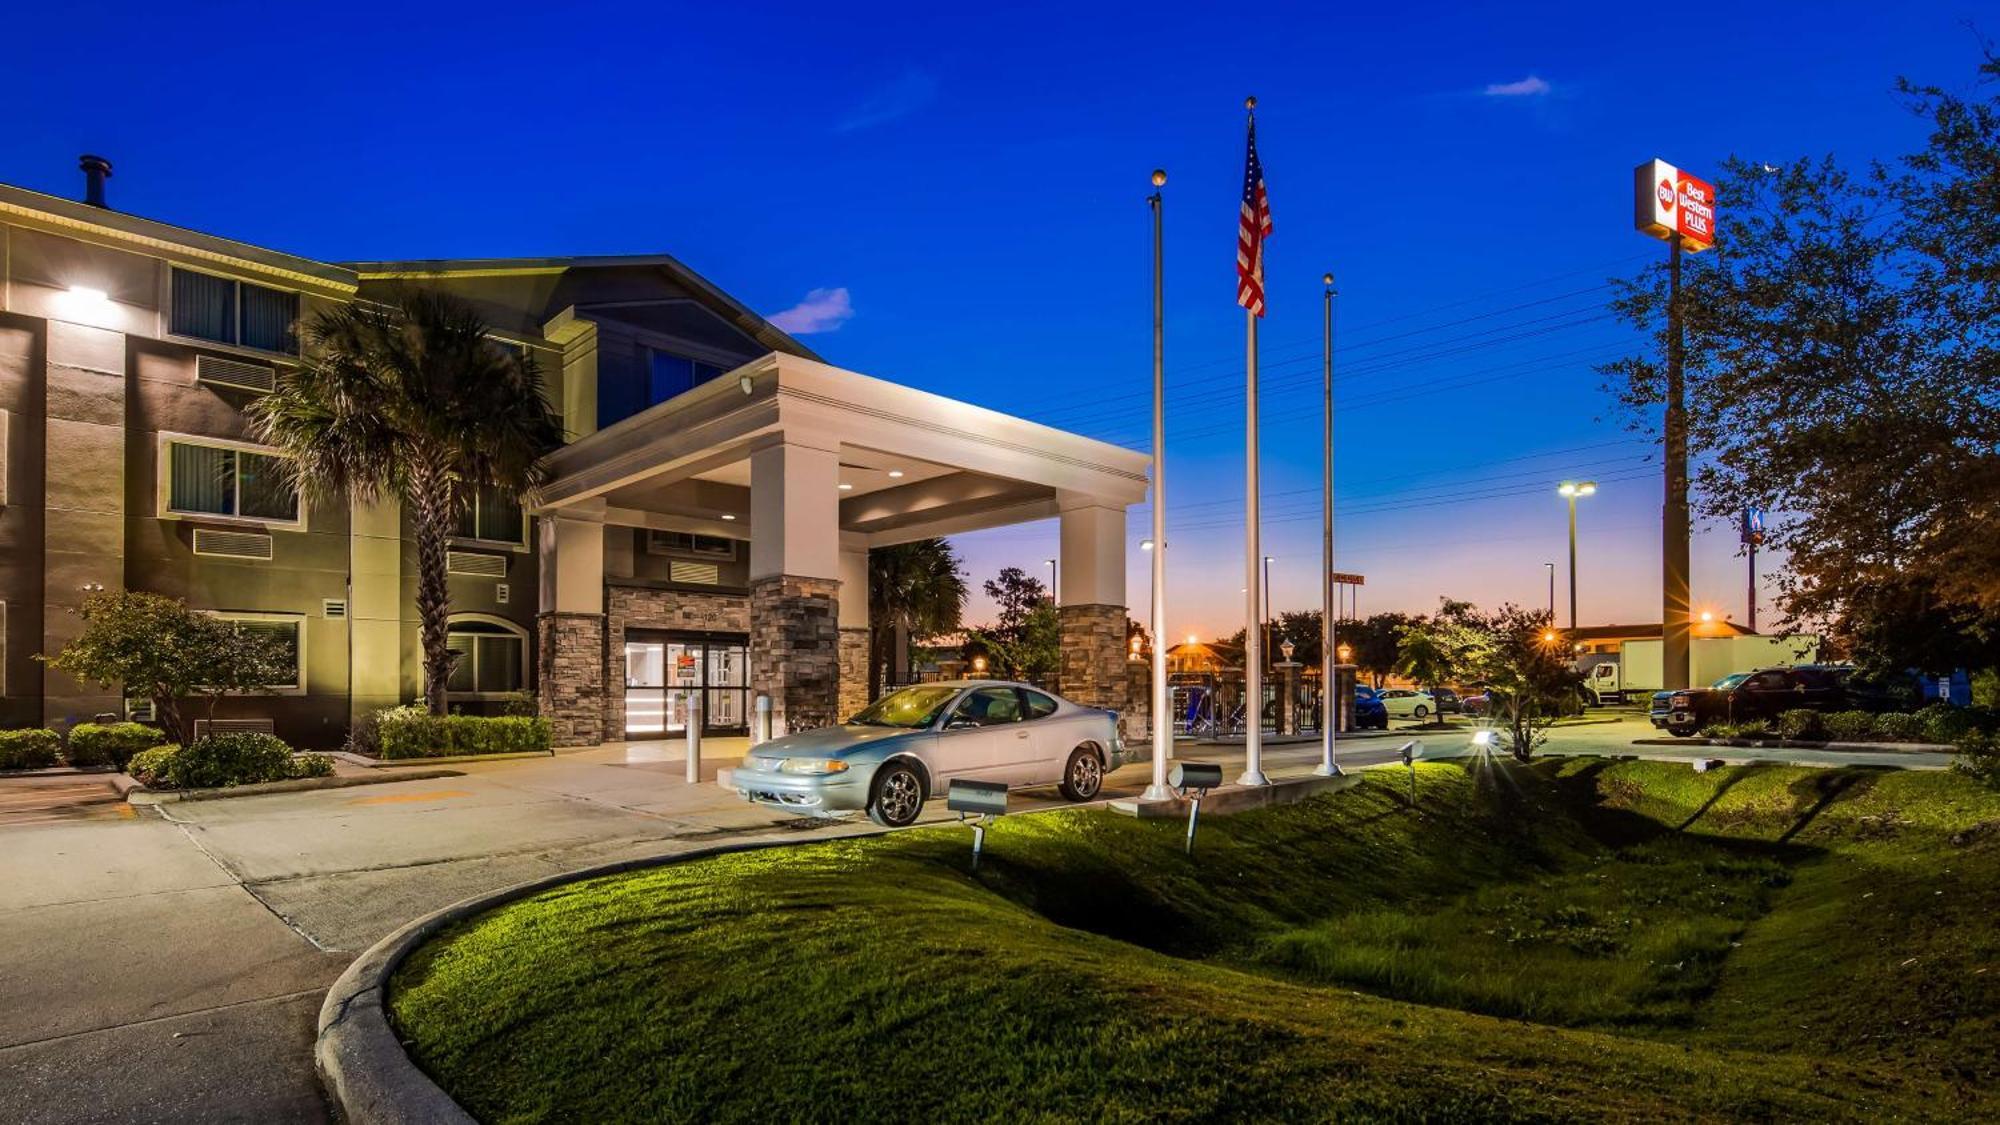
[[1236, 116, 1273, 317]]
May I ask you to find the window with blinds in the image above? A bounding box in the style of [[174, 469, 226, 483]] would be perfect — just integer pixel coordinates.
[[167, 441, 300, 523], [217, 615, 304, 690], [447, 622, 527, 694], [169, 267, 300, 354], [453, 483, 526, 545]]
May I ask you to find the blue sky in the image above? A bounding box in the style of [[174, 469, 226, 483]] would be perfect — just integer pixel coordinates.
[[4, 1, 1986, 636]]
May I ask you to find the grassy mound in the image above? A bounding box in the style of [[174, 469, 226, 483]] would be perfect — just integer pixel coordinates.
[[390, 760, 2000, 1122]]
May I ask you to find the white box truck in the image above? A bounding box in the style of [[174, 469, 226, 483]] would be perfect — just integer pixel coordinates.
[[1581, 634, 1820, 704]]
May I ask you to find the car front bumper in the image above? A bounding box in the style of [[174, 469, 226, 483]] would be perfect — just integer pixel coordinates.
[[730, 762, 875, 815]]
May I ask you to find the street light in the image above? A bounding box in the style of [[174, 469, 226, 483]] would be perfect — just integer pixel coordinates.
[[1045, 557, 1057, 604], [1556, 480, 1597, 630], [1262, 555, 1274, 680], [1544, 561, 1555, 619]]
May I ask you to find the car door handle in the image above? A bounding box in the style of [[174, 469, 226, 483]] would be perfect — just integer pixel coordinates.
[[1016, 730, 1030, 738]]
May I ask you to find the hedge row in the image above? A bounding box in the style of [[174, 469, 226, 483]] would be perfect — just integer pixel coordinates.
[[377, 713, 552, 760], [1704, 703, 1999, 746], [127, 733, 333, 790], [1, 722, 162, 771]]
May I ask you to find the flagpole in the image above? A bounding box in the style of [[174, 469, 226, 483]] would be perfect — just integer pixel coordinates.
[[1315, 270, 1341, 776], [1238, 95, 1269, 788], [1144, 168, 1174, 802]]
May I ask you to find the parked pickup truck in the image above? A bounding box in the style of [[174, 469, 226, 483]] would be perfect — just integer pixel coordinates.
[[1649, 665, 1885, 737]]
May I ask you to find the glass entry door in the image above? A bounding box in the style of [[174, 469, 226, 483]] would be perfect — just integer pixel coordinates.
[[623, 631, 750, 737]]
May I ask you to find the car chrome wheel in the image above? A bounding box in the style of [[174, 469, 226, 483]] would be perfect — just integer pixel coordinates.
[[1059, 748, 1102, 801], [869, 764, 923, 827], [1414, 705, 1429, 719]]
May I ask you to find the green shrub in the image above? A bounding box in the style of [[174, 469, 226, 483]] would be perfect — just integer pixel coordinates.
[[346, 703, 427, 757], [1777, 710, 1827, 741], [1701, 720, 1764, 740], [126, 744, 181, 786], [288, 753, 335, 780], [1954, 731, 2000, 790], [1870, 712, 1922, 742], [1823, 711, 1877, 742], [377, 713, 551, 759], [155, 732, 296, 789], [0, 728, 64, 771], [1917, 702, 1975, 746], [66, 721, 166, 769]]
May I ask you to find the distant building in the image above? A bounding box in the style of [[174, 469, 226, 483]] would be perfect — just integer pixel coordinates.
[[1568, 618, 1755, 656]]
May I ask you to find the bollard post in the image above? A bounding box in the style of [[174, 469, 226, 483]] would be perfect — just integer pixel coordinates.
[[753, 694, 772, 745], [1184, 791, 1203, 856], [685, 693, 703, 784]]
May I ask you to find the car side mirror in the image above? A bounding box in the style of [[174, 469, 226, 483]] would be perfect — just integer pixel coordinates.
[[945, 716, 978, 730]]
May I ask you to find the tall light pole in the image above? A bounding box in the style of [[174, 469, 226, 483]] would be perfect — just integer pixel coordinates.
[[1557, 481, 1596, 630], [1544, 561, 1555, 619], [1045, 557, 1057, 604], [1316, 271, 1340, 776], [1143, 170, 1174, 801], [1262, 555, 1274, 681]]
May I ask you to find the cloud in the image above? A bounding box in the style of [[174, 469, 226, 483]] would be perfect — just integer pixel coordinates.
[[768, 287, 854, 335], [835, 71, 936, 132], [1483, 75, 1552, 98]]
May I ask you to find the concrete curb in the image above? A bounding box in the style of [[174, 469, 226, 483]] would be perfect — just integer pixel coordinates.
[[1631, 737, 1954, 754], [125, 769, 464, 805], [0, 765, 119, 779], [357, 750, 554, 768], [315, 834, 859, 1125]]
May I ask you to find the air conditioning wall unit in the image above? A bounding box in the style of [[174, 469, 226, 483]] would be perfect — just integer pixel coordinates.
[[192, 527, 275, 561], [447, 551, 508, 578], [195, 354, 278, 395]]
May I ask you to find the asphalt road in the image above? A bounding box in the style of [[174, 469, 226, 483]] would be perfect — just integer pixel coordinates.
[[0, 712, 1943, 1122]]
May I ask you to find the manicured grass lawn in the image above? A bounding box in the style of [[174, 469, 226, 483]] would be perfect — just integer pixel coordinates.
[[391, 759, 2000, 1122]]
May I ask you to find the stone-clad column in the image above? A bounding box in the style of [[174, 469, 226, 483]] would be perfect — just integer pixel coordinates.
[[536, 511, 605, 746], [1056, 497, 1129, 714], [42, 320, 126, 728], [749, 442, 842, 736]]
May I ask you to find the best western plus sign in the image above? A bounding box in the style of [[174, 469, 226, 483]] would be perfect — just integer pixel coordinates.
[[1634, 158, 1717, 251]]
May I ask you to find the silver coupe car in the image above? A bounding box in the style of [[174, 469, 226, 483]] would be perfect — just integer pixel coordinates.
[[730, 680, 1127, 827]]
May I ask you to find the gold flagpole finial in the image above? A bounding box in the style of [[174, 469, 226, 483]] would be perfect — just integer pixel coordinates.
[[1245, 95, 1257, 111]]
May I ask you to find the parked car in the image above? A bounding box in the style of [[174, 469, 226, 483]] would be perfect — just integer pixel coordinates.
[[1353, 686, 1389, 730], [1461, 692, 1491, 717], [1376, 688, 1437, 719], [729, 680, 1127, 827], [1431, 687, 1463, 714], [1649, 664, 1881, 737]]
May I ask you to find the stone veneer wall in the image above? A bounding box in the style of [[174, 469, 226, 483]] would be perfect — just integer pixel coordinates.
[[603, 585, 751, 742], [750, 575, 840, 737], [1122, 659, 1151, 744], [538, 612, 606, 747], [1058, 603, 1129, 716], [837, 627, 870, 722]]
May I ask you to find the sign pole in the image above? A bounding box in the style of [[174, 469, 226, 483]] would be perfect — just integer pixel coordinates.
[[1144, 170, 1174, 802], [1663, 232, 1692, 689], [1316, 272, 1340, 776]]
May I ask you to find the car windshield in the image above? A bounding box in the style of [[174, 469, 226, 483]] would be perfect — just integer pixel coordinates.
[[1712, 673, 1752, 690], [851, 685, 962, 729]]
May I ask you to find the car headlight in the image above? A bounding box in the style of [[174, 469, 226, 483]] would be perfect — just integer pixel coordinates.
[[777, 758, 850, 775]]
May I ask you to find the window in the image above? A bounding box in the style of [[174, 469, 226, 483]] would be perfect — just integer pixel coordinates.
[[216, 614, 304, 690], [1021, 690, 1059, 719], [454, 483, 526, 545], [950, 687, 1023, 727], [647, 349, 726, 405], [166, 439, 300, 524], [447, 620, 528, 695], [170, 267, 299, 354], [646, 531, 736, 559]]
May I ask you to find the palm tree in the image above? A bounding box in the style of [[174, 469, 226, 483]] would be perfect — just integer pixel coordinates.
[[251, 289, 562, 714], [868, 539, 968, 698]]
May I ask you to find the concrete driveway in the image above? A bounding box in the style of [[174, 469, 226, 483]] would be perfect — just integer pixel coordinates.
[[0, 713, 1847, 1122]]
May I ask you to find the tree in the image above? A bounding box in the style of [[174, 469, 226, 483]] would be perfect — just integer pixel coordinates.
[[1346, 612, 1415, 688], [251, 289, 561, 714], [1395, 606, 1489, 725], [1470, 605, 1582, 762], [1598, 53, 2000, 673], [868, 539, 968, 697], [42, 591, 294, 745], [1276, 609, 1322, 665], [968, 567, 1058, 683]]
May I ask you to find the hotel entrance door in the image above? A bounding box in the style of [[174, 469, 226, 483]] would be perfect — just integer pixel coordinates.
[[622, 631, 750, 737]]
